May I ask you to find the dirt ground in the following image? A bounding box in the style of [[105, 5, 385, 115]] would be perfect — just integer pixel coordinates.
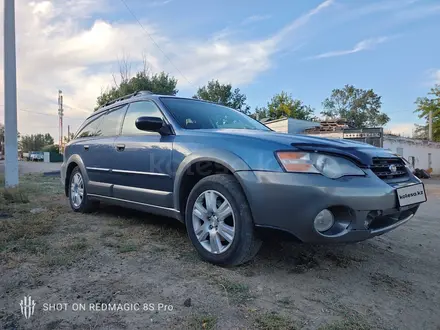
[[0, 175, 439, 330]]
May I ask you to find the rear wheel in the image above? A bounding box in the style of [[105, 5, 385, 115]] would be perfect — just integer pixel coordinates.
[[68, 167, 98, 213], [185, 174, 261, 266]]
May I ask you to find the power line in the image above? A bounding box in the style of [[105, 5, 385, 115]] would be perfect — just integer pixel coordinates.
[[63, 102, 92, 114], [119, 0, 194, 87], [0, 108, 85, 120]]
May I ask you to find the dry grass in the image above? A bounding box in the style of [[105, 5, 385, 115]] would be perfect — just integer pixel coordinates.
[[214, 278, 253, 305], [369, 272, 413, 295], [0, 173, 439, 329], [0, 213, 56, 253], [2, 188, 30, 204], [254, 312, 297, 330], [183, 314, 218, 330], [0, 174, 64, 263], [318, 316, 372, 330]]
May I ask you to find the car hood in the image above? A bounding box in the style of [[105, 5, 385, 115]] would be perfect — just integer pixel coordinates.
[[191, 129, 397, 166]]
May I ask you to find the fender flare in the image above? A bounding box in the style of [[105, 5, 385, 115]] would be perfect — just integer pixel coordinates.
[[64, 155, 89, 192], [173, 149, 251, 211]]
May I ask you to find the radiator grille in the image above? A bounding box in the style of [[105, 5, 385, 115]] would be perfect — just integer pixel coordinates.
[[370, 157, 408, 180]]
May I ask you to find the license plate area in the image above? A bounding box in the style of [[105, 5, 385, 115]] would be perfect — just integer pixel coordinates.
[[396, 183, 427, 207]]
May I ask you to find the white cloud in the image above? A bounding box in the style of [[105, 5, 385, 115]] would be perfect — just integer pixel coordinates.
[[241, 15, 272, 26], [423, 69, 440, 86], [391, 3, 440, 22], [311, 36, 391, 59], [271, 0, 333, 44], [344, 0, 418, 17], [144, 0, 174, 7], [0, 0, 332, 139], [432, 70, 440, 85], [385, 123, 415, 137]]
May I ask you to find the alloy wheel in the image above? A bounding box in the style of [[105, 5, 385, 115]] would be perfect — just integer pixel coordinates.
[[70, 172, 84, 208], [192, 190, 235, 254]]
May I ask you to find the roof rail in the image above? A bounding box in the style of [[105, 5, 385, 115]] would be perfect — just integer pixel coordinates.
[[100, 90, 154, 108]]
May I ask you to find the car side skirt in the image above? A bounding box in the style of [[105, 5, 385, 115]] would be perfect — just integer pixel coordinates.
[[87, 193, 182, 222], [87, 194, 183, 222]]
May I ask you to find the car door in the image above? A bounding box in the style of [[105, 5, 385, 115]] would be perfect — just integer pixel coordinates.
[[87, 105, 127, 196], [73, 106, 126, 196], [72, 113, 108, 195], [111, 100, 174, 208]]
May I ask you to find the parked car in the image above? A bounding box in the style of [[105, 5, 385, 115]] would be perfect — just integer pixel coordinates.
[[29, 151, 44, 161], [61, 91, 427, 266]]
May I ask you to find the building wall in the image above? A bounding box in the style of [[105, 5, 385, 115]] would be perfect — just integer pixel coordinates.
[[286, 118, 320, 134], [383, 138, 440, 174], [266, 119, 288, 133], [306, 132, 344, 139], [265, 118, 320, 134]]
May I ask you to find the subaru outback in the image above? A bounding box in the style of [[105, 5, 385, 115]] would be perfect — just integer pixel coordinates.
[[61, 91, 427, 266]]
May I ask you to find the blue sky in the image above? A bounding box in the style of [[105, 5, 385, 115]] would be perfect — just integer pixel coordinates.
[[2, 0, 440, 138], [116, 0, 440, 135]]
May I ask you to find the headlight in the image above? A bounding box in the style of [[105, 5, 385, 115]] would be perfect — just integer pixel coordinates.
[[276, 151, 365, 179]]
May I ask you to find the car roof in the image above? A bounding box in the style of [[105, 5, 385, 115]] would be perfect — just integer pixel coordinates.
[[90, 91, 158, 118], [88, 92, 222, 120]]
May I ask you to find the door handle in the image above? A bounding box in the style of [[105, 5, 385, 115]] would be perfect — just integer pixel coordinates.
[[116, 144, 125, 151], [84, 145, 89, 151]]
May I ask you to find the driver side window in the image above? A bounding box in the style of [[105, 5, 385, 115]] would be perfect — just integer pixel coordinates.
[[121, 101, 164, 135]]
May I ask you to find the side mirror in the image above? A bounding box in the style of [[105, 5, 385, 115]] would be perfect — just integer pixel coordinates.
[[135, 116, 172, 135]]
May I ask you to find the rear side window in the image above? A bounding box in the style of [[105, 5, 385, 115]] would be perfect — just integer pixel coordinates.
[[121, 101, 164, 135], [96, 105, 127, 137], [76, 115, 104, 138]]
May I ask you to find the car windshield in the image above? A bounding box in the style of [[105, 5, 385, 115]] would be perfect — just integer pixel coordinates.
[[160, 97, 270, 131]]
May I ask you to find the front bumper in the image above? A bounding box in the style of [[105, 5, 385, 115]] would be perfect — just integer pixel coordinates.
[[236, 170, 424, 243]]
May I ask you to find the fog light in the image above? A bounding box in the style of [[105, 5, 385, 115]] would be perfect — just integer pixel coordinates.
[[314, 209, 335, 232]]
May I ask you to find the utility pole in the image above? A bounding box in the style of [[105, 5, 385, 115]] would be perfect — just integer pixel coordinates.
[[428, 110, 433, 141], [67, 125, 70, 143], [3, 0, 19, 187], [58, 90, 63, 152]]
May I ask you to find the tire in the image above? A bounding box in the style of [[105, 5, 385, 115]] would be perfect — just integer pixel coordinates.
[[68, 166, 98, 213], [185, 174, 262, 266]]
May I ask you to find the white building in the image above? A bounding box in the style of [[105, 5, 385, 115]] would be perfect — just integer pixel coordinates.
[[264, 117, 320, 134], [383, 136, 440, 174], [265, 118, 440, 174]]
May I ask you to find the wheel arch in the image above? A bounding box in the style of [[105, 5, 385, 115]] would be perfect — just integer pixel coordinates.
[[64, 154, 88, 196], [173, 150, 252, 218]]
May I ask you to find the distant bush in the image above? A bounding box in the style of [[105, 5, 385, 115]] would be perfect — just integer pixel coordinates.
[[41, 144, 59, 153]]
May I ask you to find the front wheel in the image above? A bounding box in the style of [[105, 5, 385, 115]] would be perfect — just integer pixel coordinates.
[[185, 174, 262, 266]]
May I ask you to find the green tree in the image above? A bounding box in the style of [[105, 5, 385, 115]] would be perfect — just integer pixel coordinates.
[[44, 133, 54, 146], [413, 124, 428, 140], [64, 132, 75, 143], [193, 80, 250, 114], [41, 144, 59, 153], [250, 107, 269, 120], [414, 84, 440, 142], [96, 71, 178, 110], [20, 133, 54, 152], [321, 85, 389, 128], [263, 91, 314, 120]]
